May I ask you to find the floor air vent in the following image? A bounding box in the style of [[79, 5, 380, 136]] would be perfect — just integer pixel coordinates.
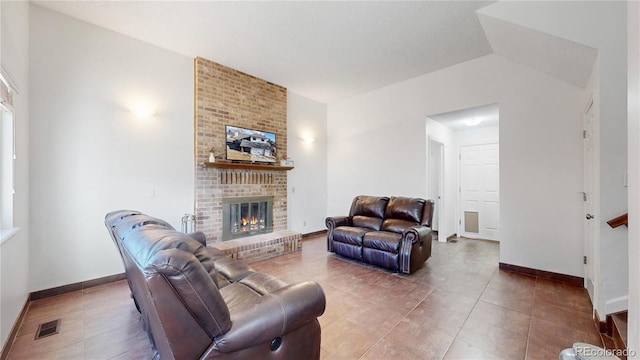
[[35, 319, 61, 340]]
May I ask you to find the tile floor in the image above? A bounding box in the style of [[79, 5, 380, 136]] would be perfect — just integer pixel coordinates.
[[5, 235, 601, 359]]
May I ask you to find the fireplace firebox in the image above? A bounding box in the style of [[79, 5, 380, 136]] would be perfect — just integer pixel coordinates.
[[222, 196, 273, 240]]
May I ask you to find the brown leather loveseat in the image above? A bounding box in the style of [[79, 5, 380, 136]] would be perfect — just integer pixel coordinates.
[[105, 210, 326, 360], [326, 196, 434, 274]]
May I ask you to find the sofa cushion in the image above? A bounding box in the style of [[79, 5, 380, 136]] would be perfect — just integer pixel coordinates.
[[332, 226, 368, 245], [211, 255, 254, 282], [220, 282, 263, 313], [239, 272, 289, 295], [351, 196, 389, 218], [363, 231, 402, 253], [381, 219, 419, 234], [384, 197, 425, 223], [352, 215, 383, 231]]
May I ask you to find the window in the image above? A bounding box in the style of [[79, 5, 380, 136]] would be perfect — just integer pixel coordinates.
[[1, 71, 15, 236]]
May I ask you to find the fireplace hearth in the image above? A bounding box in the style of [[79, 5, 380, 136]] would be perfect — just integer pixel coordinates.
[[222, 196, 273, 240]]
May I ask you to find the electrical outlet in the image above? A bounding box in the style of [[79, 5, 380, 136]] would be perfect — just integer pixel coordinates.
[[303, 220, 307, 227]]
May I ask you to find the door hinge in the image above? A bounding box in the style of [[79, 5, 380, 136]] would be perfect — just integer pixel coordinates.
[[459, 219, 462, 225], [583, 130, 587, 139], [581, 192, 587, 202], [459, 154, 461, 160], [584, 256, 588, 265]]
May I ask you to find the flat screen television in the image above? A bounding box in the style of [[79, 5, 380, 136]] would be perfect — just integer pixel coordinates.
[[225, 125, 277, 164]]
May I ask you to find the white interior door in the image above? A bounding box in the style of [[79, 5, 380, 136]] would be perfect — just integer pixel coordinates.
[[583, 97, 596, 301], [459, 143, 500, 241]]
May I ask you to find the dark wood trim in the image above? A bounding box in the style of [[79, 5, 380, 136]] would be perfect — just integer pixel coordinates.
[[610, 311, 628, 350], [0, 298, 29, 360], [201, 161, 293, 171], [606, 312, 615, 336], [594, 309, 607, 334], [30, 273, 126, 301], [499, 262, 584, 287], [607, 213, 628, 228], [302, 230, 327, 239]]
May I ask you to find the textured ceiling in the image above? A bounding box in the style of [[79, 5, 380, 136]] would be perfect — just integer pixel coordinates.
[[34, 1, 495, 104]]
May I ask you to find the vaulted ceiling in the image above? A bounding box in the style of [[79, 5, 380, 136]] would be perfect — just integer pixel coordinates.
[[33, 1, 598, 104]]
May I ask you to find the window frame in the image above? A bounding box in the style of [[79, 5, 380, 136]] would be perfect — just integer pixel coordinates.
[[0, 68, 18, 242]]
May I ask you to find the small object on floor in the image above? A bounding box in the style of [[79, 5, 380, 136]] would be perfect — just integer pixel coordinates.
[[559, 342, 621, 360]]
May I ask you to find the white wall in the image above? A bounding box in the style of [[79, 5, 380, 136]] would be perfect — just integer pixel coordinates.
[[328, 54, 586, 277], [287, 91, 328, 233], [456, 125, 499, 147], [479, 0, 629, 315], [326, 97, 429, 216], [627, 1, 639, 356], [0, 0, 30, 348], [29, 5, 194, 291]]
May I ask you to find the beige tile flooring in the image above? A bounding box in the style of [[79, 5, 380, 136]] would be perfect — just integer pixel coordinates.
[[6, 235, 601, 359]]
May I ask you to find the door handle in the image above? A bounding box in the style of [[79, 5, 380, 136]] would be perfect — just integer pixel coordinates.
[[586, 214, 594, 220]]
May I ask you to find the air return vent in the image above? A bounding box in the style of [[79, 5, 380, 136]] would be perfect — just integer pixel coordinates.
[[464, 211, 479, 233], [35, 319, 61, 340]]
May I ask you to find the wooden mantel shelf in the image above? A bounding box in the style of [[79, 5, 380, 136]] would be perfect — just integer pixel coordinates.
[[201, 161, 294, 171]]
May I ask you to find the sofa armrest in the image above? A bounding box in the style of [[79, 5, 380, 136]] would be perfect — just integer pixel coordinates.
[[212, 281, 326, 353], [325, 216, 351, 230], [403, 225, 431, 244], [326, 216, 352, 252], [399, 225, 432, 274]]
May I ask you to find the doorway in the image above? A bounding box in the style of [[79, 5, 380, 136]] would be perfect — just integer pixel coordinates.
[[427, 103, 500, 242], [428, 138, 444, 238], [583, 95, 597, 305]]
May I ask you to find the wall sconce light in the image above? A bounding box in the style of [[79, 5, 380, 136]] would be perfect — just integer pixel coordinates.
[[131, 106, 157, 120], [303, 136, 315, 144], [123, 91, 158, 121]]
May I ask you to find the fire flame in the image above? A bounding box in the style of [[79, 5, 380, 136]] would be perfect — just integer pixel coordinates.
[[240, 217, 259, 226]]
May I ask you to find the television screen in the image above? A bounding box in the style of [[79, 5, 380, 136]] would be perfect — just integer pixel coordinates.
[[225, 125, 277, 163]]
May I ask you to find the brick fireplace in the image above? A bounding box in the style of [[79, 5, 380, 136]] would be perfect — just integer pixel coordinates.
[[194, 57, 300, 262]]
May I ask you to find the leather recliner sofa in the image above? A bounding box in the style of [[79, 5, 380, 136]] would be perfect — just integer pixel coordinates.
[[105, 210, 326, 360], [326, 195, 434, 274]]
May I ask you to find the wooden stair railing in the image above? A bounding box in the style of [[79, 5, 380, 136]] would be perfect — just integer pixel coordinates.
[[607, 213, 628, 228]]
